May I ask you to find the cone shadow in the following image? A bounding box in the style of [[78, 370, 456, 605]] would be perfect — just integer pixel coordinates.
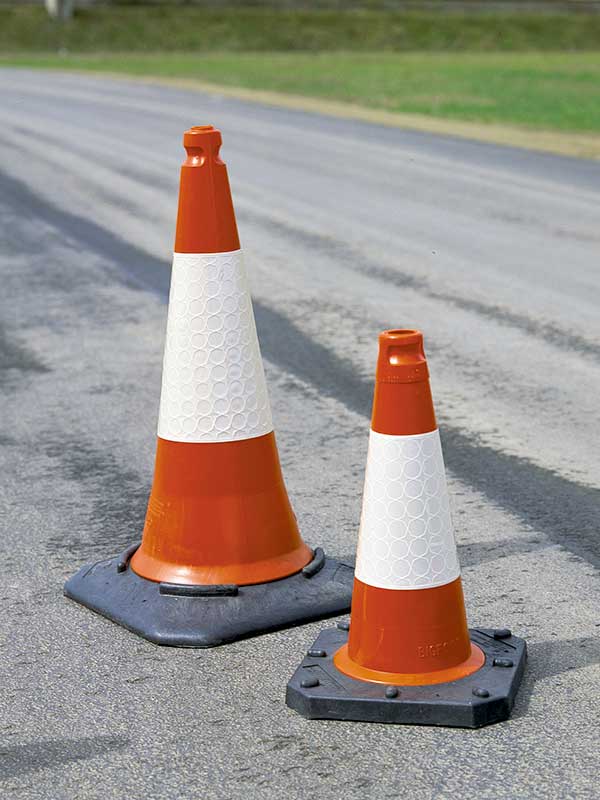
[[0, 735, 129, 780]]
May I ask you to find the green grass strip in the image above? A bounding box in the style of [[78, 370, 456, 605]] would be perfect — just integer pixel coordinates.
[[2, 7, 600, 52], [4, 51, 600, 135]]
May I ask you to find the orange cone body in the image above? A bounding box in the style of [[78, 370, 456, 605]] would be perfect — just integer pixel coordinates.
[[130, 126, 312, 586], [64, 125, 353, 646], [333, 330, 484, 685], [287, 328, 526, 725]]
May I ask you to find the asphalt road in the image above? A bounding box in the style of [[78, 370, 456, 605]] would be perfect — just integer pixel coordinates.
[[1, 70, 599, 800]]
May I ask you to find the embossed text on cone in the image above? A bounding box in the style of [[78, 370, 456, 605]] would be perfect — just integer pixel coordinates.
[[286, 330, 526, 727], [64, 126, 353, 646]]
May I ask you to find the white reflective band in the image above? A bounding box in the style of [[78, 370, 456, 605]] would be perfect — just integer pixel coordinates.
[[355, 428, 460, 591], [157, 250, 273, 443]]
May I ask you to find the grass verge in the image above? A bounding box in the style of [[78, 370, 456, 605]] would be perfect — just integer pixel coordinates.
[[4, 51, 600, 137], [2, 6, 600, 51]]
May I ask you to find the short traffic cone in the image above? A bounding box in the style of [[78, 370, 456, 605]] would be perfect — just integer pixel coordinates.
[[287, 330, 526, 727], [64, 125, 353, 646]]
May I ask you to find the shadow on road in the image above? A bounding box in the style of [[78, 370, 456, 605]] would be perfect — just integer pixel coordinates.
[[458, 535, 547, 569], [512, 635, 600, 719], [0, 735, 129, 781]]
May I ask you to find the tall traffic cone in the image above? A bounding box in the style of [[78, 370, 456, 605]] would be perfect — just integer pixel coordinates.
[[64, 125, 353, 646], [287, 330, 526, 727]]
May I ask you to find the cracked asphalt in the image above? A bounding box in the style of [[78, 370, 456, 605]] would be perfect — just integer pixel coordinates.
[[0, 70, 599, 800]]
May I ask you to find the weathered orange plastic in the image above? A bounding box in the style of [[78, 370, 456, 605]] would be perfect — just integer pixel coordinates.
[[335, 578, 484, 686], [371, 329, 436, 436], [334, 329, 484, 686], [175, 126, 240, 254], [130, 126, 312, 586], [131, 434, 312, 586]]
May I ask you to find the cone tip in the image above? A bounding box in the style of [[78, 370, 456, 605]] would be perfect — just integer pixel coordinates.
[[376, 329, 428, 383], [175, 124, 240, 253], [380, 328, 423, 346], [183, 125, 222, 153]]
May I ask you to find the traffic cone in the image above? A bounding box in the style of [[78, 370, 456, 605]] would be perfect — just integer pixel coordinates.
[[287, 330, 526, 727], [64, 125, 353, 646]]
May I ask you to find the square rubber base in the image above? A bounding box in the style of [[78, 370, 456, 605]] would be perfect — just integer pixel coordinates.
[[64, 547, 353, 647], [286, 626, 526, 728]]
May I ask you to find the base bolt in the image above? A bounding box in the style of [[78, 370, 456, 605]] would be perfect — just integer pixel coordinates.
[[385, 686, 399, 699], [493, 658, 514, 668], [472, 687, 490, 698], [301, 676, 320, 689]]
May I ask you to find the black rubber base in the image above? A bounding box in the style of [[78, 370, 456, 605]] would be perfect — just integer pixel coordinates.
[[64, 546, 354, 647], [286, 625, 526, 728]]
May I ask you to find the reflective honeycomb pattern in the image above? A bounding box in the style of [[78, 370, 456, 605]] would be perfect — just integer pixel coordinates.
[[157, 250, 273, 443], [355, 429, 460, 591]]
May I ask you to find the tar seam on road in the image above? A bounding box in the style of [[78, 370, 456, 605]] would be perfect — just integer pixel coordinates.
[[236, 206, 600, 364], [2, 168, 599, 570]]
